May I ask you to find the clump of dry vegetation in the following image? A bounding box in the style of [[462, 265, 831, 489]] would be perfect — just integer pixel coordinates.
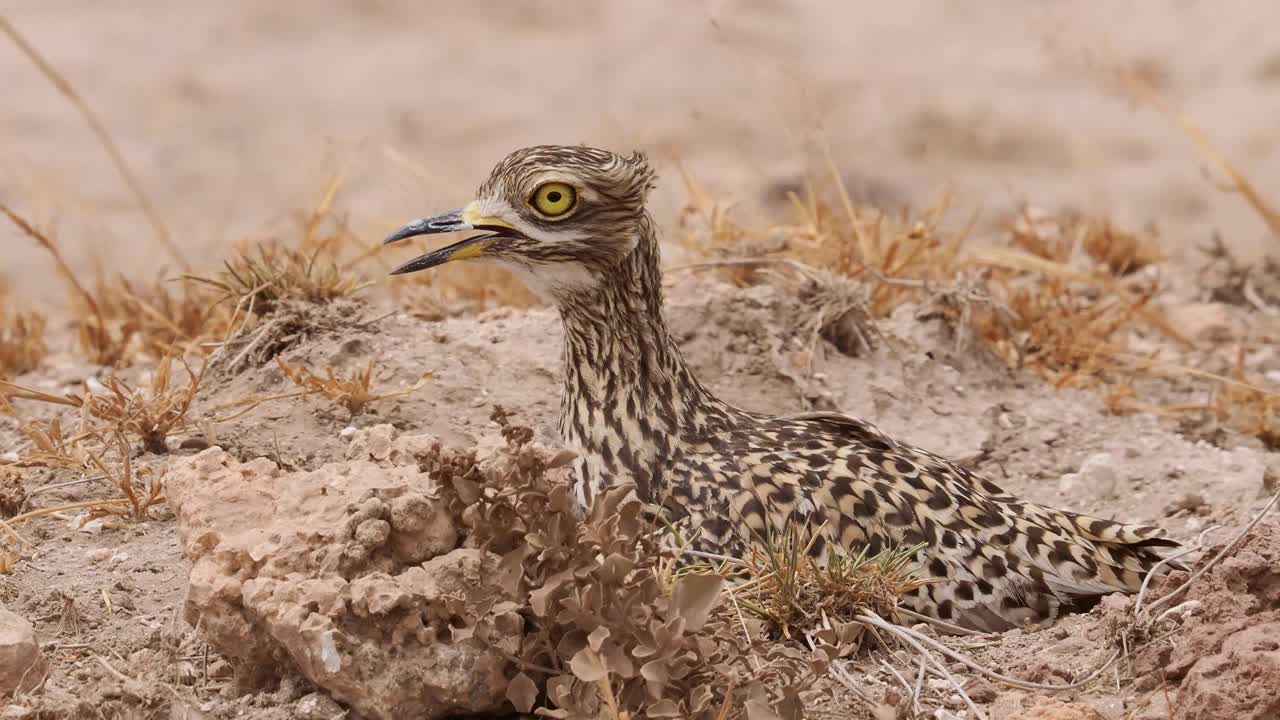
[[12, 418, 95, 470], [83, 431, 165, 523], [411, 416, 826, 718], [2, 203, 230, 366], [676, 142, 1278, 445], [0, 298, 48, 379], [1, 351, 206, 454], [215, 356, 427, 420], [733, 522, 927, 641], [190, 175, 372, 314], [4, 175, 375, 371], [192, 240, 368, 316]]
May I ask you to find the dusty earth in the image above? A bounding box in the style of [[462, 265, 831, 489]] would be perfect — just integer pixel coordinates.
[[2, 1, 1280, 719]]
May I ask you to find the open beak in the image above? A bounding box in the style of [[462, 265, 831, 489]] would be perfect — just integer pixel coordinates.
[[383, 203, 520, 276]]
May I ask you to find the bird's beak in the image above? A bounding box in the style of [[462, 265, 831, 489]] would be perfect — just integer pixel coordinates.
[[383, 202, 518, 276]]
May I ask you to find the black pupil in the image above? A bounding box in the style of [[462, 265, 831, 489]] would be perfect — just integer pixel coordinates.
[[546, 190, 562, 203]]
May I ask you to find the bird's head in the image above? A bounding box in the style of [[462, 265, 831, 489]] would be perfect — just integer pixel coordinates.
[[384, 145, 656, 298]]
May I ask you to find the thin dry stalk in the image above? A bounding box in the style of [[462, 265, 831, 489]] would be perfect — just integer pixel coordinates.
[[2, 351, 206, 453], [1, 204, 144, 365], [732, 518, 927, 640], [14, 419, 96, 470], [0, 15, 186, 268], [217, 357, 428, 419], [1142, 487, 1280, 616], [1116, 67, 1280, 242], [0, 305, 48, 378], [83, 431, 164, 523]]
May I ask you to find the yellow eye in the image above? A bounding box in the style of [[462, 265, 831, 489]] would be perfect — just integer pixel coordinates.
[[530, 182, 577, 217]]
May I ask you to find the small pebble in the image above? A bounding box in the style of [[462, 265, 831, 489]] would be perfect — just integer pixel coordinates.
[[86, 548, 112, 563], [339, 426, 357, 439], [76, 517, 105, 535], [1058, 453, 1118, 498], [1164, 492, 1206, 516], [294, 692, 345, 720]]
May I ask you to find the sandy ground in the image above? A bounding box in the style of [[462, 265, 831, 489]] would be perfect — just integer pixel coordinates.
[[1, 1, 1279, 719], [4, 1, 1280, 303]]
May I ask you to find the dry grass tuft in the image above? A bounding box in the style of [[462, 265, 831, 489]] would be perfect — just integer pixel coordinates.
[[416, 417, 827, 720], [1081, 218, 1166, 276], [189, 175, 372, 318], [83, 431, 165, 523], [192, 241, 370, 316], [678, 156, 1279, 442], [1, 351, 206, 454], [2, 203, 231, 365], [275, 356, 425, 416], [733, 521, 927, 642], [0, 288, 48, 378], [216, 357, 427, 419], [13, 418, 95, 470]]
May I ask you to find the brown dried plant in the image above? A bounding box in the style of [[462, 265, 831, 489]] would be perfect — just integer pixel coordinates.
[[217, 357, 428, 419], [84, 431, 164, 523], [0, 305, 48, 379], [733, 520, 928, 642], [276, 357, 410, 415], [1, 204, 229, 365], [676, 155, 1276, 449], [1, 351, 206, 454], [191, 241, 370, 316], [188, 178, 372, 318], [1, 203, 127, 366], [14, 418, 95, 470], [418, 420, 824, 720], [104, 275, 233, 360]]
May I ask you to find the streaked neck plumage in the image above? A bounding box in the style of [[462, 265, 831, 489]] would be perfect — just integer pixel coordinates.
[[553, 213, 736, 506]]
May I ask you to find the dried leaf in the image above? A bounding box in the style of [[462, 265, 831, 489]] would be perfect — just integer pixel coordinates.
[[587, 625, 610, 652], [600, 640, 635, 678], [569, 647, 607, 683], [670, 572, 724, 632], [530, 570, 571, 617], [745, 699, 783, 720], [451, 475, 481, 504], [546, 448, 577, 468], [640, 658, 670, 698], [647, 699, 683, 717], [497, 543, 532, 596], [506, 672, 539, 713]]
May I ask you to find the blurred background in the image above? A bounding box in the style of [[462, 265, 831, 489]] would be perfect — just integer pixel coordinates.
[[2, 0, 1278, 305]]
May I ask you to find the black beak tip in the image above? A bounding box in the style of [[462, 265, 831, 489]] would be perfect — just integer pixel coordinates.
[[383, 222, 424, 246]]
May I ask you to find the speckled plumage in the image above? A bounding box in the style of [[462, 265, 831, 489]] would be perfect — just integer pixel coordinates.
[[390, 145, 1183, 632]]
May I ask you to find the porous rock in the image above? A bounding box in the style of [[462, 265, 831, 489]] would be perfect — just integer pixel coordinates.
[[0, 605, 47, 695], [166, 441, 517, 720], [1159, 521, 1280, 720]]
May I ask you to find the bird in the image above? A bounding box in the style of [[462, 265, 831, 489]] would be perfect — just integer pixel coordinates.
[[383, 144, 1182, 632]]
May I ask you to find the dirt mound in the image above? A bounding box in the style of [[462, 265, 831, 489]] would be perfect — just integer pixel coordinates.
[[1141, 521, 1280, 720], [168, 422, 804, 719], [166, 435, 514, 719]]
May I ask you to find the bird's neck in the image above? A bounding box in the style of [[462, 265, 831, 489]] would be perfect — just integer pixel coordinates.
[[553, 215, 733, 503]]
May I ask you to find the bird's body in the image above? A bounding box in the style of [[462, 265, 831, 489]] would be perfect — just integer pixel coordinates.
[[385, 145, 1182, 632]]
